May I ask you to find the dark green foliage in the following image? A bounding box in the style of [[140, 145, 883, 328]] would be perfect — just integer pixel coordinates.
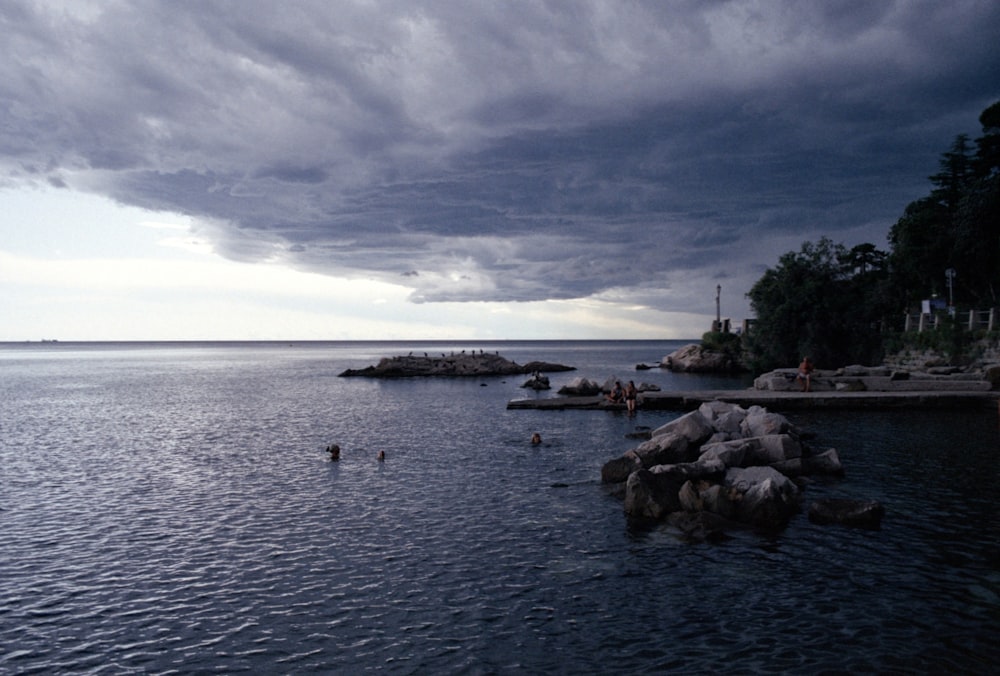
[[887, 197, 951, 303], [885, 316, 968, 365], [701, 330, 740, 352], [975, 100, 1000, 175], [886, 101, 1000, 309], [746, 100, 1000, 372], [700, 330, 743, 367], [745, 238, 889, 372]]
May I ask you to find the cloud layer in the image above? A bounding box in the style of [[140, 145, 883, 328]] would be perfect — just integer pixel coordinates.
[[3, 0, 999, 316]]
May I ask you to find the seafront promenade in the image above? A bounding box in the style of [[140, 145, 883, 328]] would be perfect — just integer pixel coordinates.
[[507, 389, 1000, 412]]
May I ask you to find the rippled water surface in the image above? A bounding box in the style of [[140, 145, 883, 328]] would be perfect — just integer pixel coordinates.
[[1, 341, 998, 674]]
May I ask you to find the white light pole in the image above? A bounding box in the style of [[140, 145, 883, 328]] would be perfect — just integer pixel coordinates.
[[945, 268, 956, 316], [716, 284, 721, 331]]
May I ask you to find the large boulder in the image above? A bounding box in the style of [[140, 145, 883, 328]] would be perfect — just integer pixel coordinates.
[[557, 377, 601, 396], [633, 432, 694, 468], [741, 406, 795, 438], [600, 454, 641, 484], [699, 434, 802, 470], [725, 466, 801, 528], [745, 434, 803, 466], [601, 375, 623, 393], [624, 469, 684, 520], [699, 483, 737, 520], [698, 438, 753, 468], [649, 455, 727, 482], [650, 410, 715, 447], [801, 448, 844, 475], [675, 477, 738, 522], [662, 343, 741, 373], [699, 401, 747, 440]]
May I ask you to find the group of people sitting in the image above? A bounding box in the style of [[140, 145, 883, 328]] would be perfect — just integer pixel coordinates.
[[605, 380, 638, 413]]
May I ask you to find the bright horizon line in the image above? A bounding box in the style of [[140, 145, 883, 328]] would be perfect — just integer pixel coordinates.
[[2, 337, 702, 344]]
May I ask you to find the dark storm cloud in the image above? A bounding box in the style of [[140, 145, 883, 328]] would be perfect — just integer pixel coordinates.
[[2, 0, 998, 314]]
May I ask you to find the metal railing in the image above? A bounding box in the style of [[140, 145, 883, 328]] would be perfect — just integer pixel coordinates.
[[903, 308, 997, 332]]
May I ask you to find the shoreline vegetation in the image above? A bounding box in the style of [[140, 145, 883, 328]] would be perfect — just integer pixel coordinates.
[[738, 101, 1000, 374]]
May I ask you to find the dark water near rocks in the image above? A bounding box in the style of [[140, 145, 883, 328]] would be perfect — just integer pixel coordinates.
[[1, 340, 998, 674]]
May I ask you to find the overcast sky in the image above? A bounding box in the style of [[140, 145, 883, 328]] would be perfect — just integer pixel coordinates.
[[2, 0, 998, 340]]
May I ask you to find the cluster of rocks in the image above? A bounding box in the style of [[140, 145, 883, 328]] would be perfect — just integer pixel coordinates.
[[753, 364, 996, 392], [601, 401, 882, 540], [554, 376, 660, 396], [339, 352, 574, 378]]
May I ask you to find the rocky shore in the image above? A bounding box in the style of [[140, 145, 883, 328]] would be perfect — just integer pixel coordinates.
[[509, 346, 1000, 411], [338, 352, 574, 378], [662, 340, 1000, 387], [752, 363, 998, 392], [601, 401, 882, 541]]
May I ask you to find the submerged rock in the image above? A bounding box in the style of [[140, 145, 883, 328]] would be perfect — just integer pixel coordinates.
[[808, 499, 885, 529]]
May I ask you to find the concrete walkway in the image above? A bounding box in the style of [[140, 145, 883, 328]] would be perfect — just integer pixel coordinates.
[[507, 389, 1000, 412]]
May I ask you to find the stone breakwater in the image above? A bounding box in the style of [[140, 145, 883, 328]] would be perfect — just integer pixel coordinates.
[[338, 352, 574, 378], [600, 401, 881, 541]]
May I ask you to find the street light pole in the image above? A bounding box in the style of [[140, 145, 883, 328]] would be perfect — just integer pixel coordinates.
[[945, 268, 956, 316], [715, 284, 721, 331]]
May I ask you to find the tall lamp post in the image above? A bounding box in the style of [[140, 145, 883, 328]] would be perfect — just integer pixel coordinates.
[[945, 268, 956, 316], [715, 284, 721, 331]]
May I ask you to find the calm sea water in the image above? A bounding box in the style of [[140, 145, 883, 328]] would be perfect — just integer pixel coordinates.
[[1, 340, 997, 674]]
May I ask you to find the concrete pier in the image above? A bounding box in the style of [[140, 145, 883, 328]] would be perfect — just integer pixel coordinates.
[[507, 389, 1000, 412]]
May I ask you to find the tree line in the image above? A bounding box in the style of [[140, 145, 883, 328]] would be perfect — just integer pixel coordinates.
[[743, 100, 1000, 372]]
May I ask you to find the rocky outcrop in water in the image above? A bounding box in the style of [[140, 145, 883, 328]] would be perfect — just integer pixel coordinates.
[[521, 373, 551, 390], [601, 401, 867, 540], [338, 352, 574, 378], [661, 343, 744, 373]]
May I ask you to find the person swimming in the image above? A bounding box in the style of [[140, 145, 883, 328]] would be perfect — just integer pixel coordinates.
[[327, 444, 341, 461], [530, 432, 542, 445]]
